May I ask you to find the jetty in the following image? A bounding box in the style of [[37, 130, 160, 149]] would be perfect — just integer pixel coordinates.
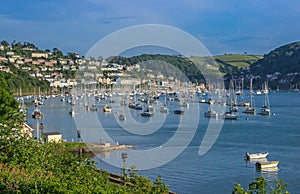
[[67, 142, 136, 157]]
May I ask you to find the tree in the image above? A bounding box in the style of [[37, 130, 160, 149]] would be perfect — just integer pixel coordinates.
[[0, 76, 19, 123], [232, 176, 289, 194], [0, 40, 9, 47]]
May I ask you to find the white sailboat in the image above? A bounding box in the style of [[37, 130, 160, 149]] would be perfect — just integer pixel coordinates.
[[258, 81, 271, 116], [243, 78, 256, 114], [159, 94, 169, 113], [223, 80, 238, 120]]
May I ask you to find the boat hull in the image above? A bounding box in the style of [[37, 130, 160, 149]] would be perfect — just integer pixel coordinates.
[[245, 152, 268, 160], [256, 161, 279, 170]]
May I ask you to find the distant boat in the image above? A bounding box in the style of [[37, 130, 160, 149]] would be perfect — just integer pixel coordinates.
[[159, 105, 168, 113], [245, 152, 269, 160], [174, 110, 184, 115], [199, 98, 206, 103], [135, 103, 143, 110], [258, 82, 271, 116], [90, 104, 98, 111], [222, 112, 238, 120], [102, 104, 112, 112], [128, 102, 136, 109], [147, 104, 155, 111], [256, 90, 262, 95], [255, 161, 279, 170], [140, 111, 154, 117], [204, 105, 218, 118], [180, 101, 189, 108], [243, 78, 256, 114], [160, 94, 169, 113], [230, 106, 239, 112], [204, 110, 218, 118], [69, 108, 76, 116], [223, 79, 238, 120], [119, 114, 126, 121]]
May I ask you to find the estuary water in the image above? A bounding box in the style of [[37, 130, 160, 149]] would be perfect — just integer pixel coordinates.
[[26, 91, 300, 193]]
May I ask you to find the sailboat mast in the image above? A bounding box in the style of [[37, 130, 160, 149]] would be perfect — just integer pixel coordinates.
[[250, 78, 253, 107]]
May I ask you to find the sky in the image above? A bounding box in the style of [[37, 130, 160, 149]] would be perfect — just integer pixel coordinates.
[[1, 0, 300, 56]]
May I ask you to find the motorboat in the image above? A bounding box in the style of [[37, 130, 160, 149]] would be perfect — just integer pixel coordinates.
[[222, 112, 238, 120], [174, 110, 184, 115], [140, 111, 153, 117], [243, 106, 256, 114], [102, 104, 112, 112], [204, 110, 218, 118], [159, 105, 168, 113], [245, 152, 269, 160], [256, 161, 279, 170]]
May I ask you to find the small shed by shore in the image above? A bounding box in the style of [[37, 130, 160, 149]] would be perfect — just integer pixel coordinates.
[[43, 132, 62, 143]]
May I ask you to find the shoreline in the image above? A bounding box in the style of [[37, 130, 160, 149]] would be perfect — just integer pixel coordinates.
[[67, 142, 136, 157]]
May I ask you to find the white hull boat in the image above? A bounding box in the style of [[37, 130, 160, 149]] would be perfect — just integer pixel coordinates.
[[256, 161, 279, 170], [245, 152, 269, 160]]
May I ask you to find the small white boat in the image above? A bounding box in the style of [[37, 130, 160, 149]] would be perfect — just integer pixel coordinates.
[[180, 101, 189, 108], [243, 106, 256, 114], [230, 106, 239, 112], [102, 104, 112, 112], [258, 106, 270, 115], [147, 104, 155, 111], [159, 105, 168, 113], [90, 104, 98, 111], [204, 110, 218, 118], [140, 111, 153, 117], [256, 161, 279, 170], [258, 81, 271, 116], [135, 103, 143, 110], [199, 98, 206, 103], [245, 152, 269, 160], [222, 112, 238, 120]]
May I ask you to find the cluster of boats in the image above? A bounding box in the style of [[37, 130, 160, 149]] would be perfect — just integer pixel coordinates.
[[245, 152, 279, 172], [203, 79, 271, 120]]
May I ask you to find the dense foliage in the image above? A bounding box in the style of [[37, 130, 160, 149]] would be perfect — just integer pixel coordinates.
[[0, 78, 170, 193], [232, 176, 289, 194], [249, 41, 300, 89], [0, 66, 49, 95], [251, 42, 300, 76]]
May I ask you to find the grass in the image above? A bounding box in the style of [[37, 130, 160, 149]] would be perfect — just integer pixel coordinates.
[[214, 54, 263, 69], [64, 142, 88, 150]]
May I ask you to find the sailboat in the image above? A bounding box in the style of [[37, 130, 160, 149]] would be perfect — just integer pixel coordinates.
[[243, 78, 256, 114], [69, 108, 76, 116], [141, 100, 154, 117], [258, 81, 271, 116], [159, 94, 169, 113], [222, 80, 238, 120], [204, 105, 218, 118], [119, 94, 127, 121], [32, 94, 43, 119]]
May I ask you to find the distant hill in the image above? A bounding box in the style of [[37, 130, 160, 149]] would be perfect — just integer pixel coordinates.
[[214, 54, 263, 69], [249, 41, 300, 89]]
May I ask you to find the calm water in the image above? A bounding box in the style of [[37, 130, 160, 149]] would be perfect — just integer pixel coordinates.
[[26, 91, 300, 194]]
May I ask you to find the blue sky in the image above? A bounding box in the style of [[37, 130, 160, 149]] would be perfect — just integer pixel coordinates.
[[1, 0, 300, 56]]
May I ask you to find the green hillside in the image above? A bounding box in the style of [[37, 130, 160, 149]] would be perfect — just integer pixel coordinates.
[[250, 41, 300, 89], [214, 54, 263, 69]]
